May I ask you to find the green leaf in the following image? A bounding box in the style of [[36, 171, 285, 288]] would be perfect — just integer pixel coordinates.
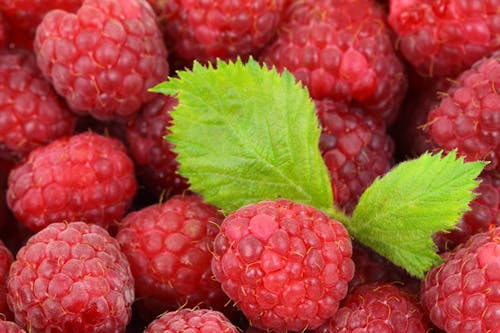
[[350, 150, 487, 278], [150, 58, 334, 213]]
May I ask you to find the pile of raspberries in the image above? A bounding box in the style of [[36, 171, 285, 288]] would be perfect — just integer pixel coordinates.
[[0, 0, 498, 332]]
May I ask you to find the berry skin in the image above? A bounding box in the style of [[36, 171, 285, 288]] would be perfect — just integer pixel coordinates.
[[425, 51, 500, 172], [0, 240, 14, 320], [6, 222, 134, 333], [148, 0, 285, 66], [211, 199, 355, 332], [34, 0, 169, 121], [0, 319, 24, 333], [143, 309, 239, 333], [389, 0, 500, 78], [421, 226, 500, 332], [125, 95, 188, 197], [316, 99, 394, 214], [434, 171, 500, 252], [260, 0, 407, 123], [115, 195, 229, 319], [316, 282, 428, 333], [0, 49, 76, 161], [6, 131, 137, 232]]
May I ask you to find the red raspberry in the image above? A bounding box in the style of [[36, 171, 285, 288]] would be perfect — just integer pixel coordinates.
[[115, 195, 229, 319], [148, 0, 285, 67], [260, 0, 407, 123], [0, 240, 14, 320], [34, 0, 169, 121], [389, 0, 500, 78], [126, 95, 188, 197], [421, 226, 500, 332], [317, 282, 428, 332], [434, 171, 500, 252], [0, 319, 24, 333], [316, 99, 394, 214], [6, 132, 137, 232], [6, 222, 134, 332], [143, 309, 238, 333], [0, 49, 76, 161], [425, 51, 500, 172], [211, 199, 355, 332]]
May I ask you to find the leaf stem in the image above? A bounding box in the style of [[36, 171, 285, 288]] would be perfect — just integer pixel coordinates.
[[323, 206, 352, 231]]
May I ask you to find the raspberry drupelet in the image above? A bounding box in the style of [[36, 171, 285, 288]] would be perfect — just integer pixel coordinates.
[[211, 199, 355, 332]]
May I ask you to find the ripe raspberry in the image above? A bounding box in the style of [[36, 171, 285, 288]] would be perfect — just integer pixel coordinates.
[[316, 99, 394, 214], [6, 222, 134, 332], [389, 0, 500, 78], [211, 199, 355, 332], [126, 95, 188, 197], [148, 0, 285, 66], [115, 195, 229, 319], [434, 171, 500, 252], [0, 240, 14, 320], [6, 131, 137, 232], [260, 0, 407, 123], [34, 0, 169, 121], [0, 0, 81, 33], [0, 49, 76, 161], [143, 309, 238, 333], [421, 226, 500, 332], [425, 51, 500, 172], [0, 319, 24, 333], [317, 282, 428, 332]]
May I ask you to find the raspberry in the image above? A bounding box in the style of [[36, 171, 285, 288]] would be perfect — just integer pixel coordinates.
[[0, 240, 14, 320], [389, 0, 500, 78], [34, 0, 169, 121], [143, 309, 239, 333], [425, 51, 500, 172], [317, 282, 428, 332], [211, 199, 355, 332], [115, 195, 229, 319], [434, 171, 500, 252], [6, 132, 137, 232], [0, 319, 24, 333], [316, 99, 394, 214], [0, 49, 76, 162], [148, 0, 285, 66], [6, 222, 134, 332], [421, 226, 500, 332], [125, 95, 188, 197], [260, 0, 407, 123]]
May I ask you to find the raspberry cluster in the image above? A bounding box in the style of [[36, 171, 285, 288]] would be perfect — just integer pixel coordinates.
[[0, 0, 498, 332]]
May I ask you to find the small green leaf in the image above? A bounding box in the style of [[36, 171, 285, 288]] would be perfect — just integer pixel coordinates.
[[150, 58, 334, 213], [350, 150, 487, 278]]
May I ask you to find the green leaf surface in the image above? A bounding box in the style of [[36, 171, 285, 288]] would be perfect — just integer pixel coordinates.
[[350, 150, 486, 278], [150, 58, 334, 213]]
